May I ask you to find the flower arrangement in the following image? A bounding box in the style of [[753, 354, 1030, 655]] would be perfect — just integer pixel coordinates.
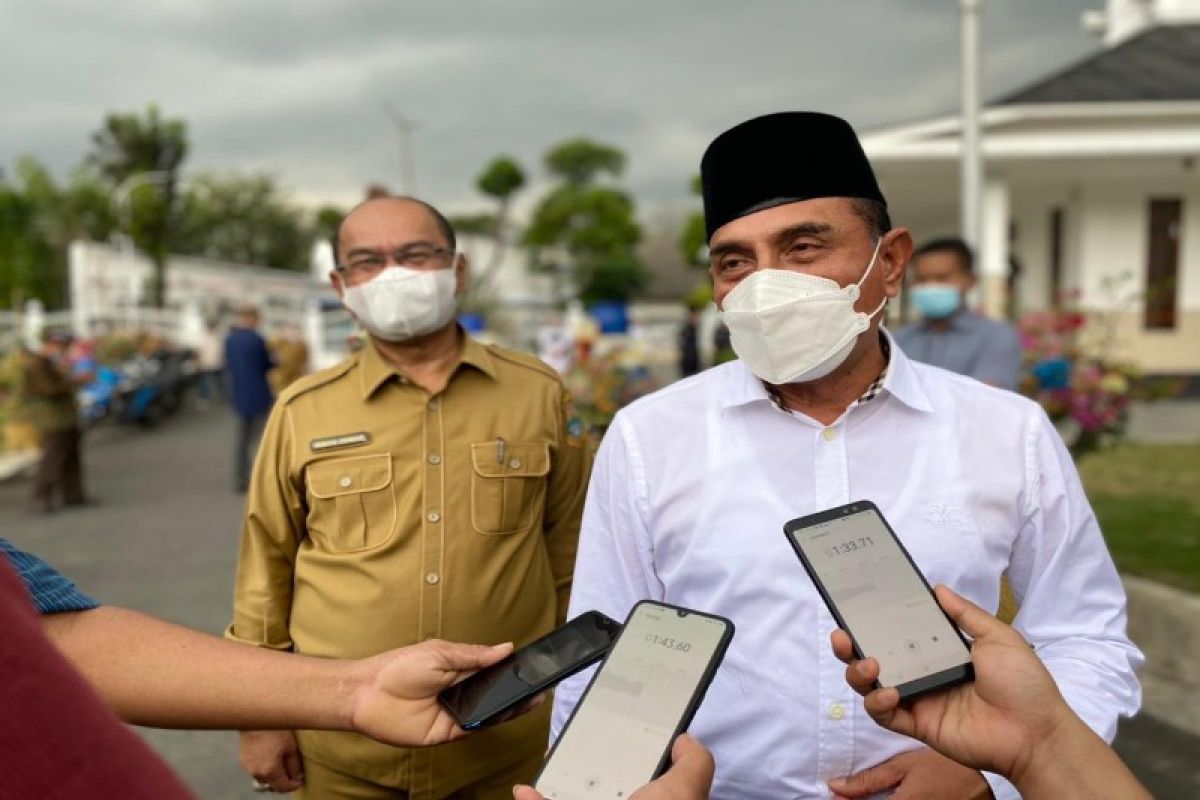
[[562, 346, 659, 439], [1017, 288, 1138, 457]]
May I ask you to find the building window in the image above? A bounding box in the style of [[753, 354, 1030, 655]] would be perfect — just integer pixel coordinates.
[[1145, 198, 1182, 330], [1048, 207, 1064, 307]]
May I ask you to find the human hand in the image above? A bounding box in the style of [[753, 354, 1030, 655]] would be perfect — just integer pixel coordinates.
[[239, 729, 304, 793], [349, 639, 533, 748], [831, 584, 1074, 782], [827, 747, 990, 799], [512, 734, 714, 800]]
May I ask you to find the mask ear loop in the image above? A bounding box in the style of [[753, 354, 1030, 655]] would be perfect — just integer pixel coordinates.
[[846, 237, 889, 321]]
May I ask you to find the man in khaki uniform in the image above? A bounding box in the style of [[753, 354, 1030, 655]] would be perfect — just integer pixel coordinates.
[[228, 197, 590, 799]]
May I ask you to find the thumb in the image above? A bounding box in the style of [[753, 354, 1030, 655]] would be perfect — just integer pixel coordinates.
[[668, 735, 715, 792], [827, 758, 905, 798], [432, 641, 515, 673], [934, 585, 1006, 642], [512, 786, 544, 800]]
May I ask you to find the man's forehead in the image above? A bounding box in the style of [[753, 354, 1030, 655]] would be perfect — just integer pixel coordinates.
[[709, 196, 859, 245], [340, 200, 442, 246]]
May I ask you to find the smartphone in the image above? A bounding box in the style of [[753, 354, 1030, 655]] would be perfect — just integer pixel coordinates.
[[438, 611, 621, 731], [534, 600, 734, 799], [784, 500, 974, 700]]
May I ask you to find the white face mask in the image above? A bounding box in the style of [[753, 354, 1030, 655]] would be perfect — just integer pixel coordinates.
[[719, 239, 887, 385], [341, 264, 459, 342]]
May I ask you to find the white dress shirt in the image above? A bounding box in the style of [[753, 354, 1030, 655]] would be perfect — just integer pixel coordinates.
[[552, 333, 1142, 800]]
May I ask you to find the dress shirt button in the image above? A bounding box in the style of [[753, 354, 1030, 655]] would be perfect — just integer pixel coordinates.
[[822, 427, 838, 442], [508, 458, 522, 470], [428, 398, 440, 411], [427, 453, 442, 465], [339, 476, 352, 488], [828, 703, 846, 720], [425, 572, 440, 585], [427, 511, 440, 523]]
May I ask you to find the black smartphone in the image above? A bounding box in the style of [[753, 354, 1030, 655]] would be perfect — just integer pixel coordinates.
[[438, 611, 621, 731], [534, 600, 734, 799], [784, 500, 974, 700]]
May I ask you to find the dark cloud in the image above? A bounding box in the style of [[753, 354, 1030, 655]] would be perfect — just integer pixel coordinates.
[[0, 0, 1102, 215]]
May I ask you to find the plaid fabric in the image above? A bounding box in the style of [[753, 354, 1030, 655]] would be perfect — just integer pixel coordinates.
[[766, 332, 891, 411], [0, 538, 99, 614]]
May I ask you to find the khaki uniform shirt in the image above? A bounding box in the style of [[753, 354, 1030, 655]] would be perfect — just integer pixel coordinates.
[[13, 352, 78, 433], [227, 335, 589, 797]]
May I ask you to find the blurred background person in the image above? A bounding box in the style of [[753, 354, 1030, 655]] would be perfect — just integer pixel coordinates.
[[13, 331, 89, 513], [268, 322, 310, 395], [194, 318, 224, 410], [894, 238, 1022, 389], [223, 305, 274, 493], [678, 305, 701, 378]]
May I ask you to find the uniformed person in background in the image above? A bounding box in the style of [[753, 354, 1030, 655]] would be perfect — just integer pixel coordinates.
[[14, 331, 89, 513], [228, 196, 590, 799], [268, 322, 310, 395]]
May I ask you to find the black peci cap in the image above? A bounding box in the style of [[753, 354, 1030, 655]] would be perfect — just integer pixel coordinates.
[[700, 111, 886, 241]]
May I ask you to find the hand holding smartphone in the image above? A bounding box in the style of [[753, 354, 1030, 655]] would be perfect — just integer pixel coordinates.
[[438, 611, 621, 731], [535, 601, 733, 799], [784, 500, 974, 700]]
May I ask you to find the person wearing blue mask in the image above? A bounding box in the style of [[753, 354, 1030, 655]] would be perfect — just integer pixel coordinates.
[[895, 238, 1022, 389]]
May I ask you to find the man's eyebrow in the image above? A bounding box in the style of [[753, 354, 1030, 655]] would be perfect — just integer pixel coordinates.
[[771, 222, 835, 245], [344, 240, 439, 258]]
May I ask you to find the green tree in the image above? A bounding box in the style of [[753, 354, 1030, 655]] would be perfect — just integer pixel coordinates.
[[474, 156, 526, 288], [173, 172, 312, 271], [523, 138, 647, 303], [88, 104, 189, 307], [679, 174, 707, 268]]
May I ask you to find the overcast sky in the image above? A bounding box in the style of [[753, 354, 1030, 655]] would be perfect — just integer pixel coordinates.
[[1, 0, 1106, 218]]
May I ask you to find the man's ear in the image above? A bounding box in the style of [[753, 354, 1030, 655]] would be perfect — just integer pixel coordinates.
[[455, 253, 469, 296], [881, 228, 913, 300]]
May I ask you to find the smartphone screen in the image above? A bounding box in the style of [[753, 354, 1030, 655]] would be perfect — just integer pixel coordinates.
[[785, 502, 972, 695], [535, 601, 733, 799], [439, 611, 621, 730]]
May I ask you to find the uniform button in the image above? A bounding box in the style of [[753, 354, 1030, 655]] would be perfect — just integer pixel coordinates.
[[427, 453, 441, 465], [828, 703, 846, 720], [427, 511, 440, 523], [822, 427, 838, 441], [508, 458, 522, 470], [428, 398, 440, 411], [339, 476, 352, 488], [425, 572, 440, 585]]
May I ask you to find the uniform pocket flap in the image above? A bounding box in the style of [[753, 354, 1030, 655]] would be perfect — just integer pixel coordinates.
[[308, 454, 393, 498], [470, 441, 550, 478]]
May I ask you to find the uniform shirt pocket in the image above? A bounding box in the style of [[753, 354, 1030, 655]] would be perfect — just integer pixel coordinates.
[[306, 454, 397, 552], [470, 441, 550, 535]]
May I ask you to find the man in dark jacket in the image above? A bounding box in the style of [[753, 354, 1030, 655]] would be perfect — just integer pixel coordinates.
[[224, 306, 275, 492]]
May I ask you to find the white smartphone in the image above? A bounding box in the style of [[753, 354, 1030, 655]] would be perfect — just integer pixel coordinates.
[[534, 600, 734, 799]]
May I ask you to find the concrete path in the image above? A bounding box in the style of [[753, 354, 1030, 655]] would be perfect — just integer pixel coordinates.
[[2, 408, 1198, 798]]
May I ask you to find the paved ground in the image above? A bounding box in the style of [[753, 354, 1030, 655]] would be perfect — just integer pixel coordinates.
[[3, 407, 1198, 799]]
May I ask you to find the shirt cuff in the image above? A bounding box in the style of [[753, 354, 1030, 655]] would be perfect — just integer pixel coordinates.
[[983, 770, 1021, 800]]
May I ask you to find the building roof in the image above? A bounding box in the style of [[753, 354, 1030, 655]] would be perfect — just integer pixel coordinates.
[[999, 24, 1200, 104]]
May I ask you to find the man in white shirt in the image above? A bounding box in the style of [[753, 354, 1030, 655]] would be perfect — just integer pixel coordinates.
[[552, 112, 1142, 799]]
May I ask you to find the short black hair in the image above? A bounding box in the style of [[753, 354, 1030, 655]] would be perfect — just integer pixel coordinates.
[[914, 236, 974, 274], [332, 196, 457, 262], [850, 198, 892, 241]]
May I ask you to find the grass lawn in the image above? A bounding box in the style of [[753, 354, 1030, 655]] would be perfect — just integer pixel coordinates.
[[1078, 444, 1200, 594]]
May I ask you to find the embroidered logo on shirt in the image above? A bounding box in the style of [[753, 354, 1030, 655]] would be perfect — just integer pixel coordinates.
[[310, 432, 371, 452], [922, 504, 971, 531]]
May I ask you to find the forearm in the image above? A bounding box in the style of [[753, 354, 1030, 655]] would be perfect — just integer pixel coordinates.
[[42, 607, 366, 732], [1013, 715, 1150, 800]]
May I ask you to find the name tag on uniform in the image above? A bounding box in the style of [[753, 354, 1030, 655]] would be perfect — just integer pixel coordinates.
[[310, 432, 372, 452]]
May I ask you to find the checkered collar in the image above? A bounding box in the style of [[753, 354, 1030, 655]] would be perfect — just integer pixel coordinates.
[[764, 332, 891, 412]]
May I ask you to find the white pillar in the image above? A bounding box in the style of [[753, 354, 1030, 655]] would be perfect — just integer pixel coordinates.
[[960, 0, 984, 253], [980, 178, 1011, 319], [23, 299, 45, 348], [304, 298, 326, 370]]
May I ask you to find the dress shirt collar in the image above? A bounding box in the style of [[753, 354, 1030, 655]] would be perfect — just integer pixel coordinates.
[[358, 328, 497, 400], [719, 327, 932, 415]]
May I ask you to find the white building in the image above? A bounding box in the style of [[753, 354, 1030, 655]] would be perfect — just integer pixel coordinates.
[[862, 0, 1200, 377]]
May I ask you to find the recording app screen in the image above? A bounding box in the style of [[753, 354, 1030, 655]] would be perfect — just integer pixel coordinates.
[[791, 510, 970, 687], [445, 613, 616, 723], [537, 605, 727, 799]]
